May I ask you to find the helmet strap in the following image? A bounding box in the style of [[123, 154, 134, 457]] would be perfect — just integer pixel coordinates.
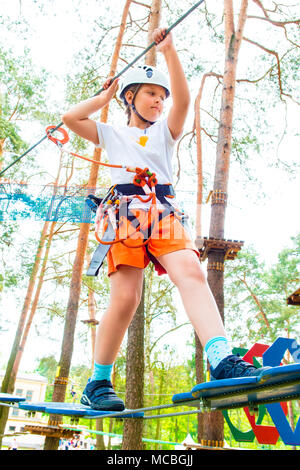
[[130, 103, 155, 126]]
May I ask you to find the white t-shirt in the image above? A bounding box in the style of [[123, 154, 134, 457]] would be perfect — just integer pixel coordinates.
[[95, 118, 178, 210]]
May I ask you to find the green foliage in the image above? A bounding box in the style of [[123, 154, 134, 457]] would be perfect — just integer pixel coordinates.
[[225, 234, 300, 345], [142, 354, 199, 449], [267, 234, 300, 294], [0, 221, 24, 291], [35, 354, 58, 382], [0, 47, 49, 154], [0, 117, 24, 154]]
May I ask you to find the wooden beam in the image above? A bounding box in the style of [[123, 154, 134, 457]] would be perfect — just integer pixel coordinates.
[[287, 288, 300, 306], [195, 236, 244, 262]]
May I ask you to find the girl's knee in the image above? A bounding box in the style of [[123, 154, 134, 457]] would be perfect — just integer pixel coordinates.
[[109, 266, 143, 312], [111, 286, 142, 311], [169, 257, 206, 287]]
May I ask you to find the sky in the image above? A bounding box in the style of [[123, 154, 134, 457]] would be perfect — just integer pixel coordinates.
[[0, 0, 299, 371]]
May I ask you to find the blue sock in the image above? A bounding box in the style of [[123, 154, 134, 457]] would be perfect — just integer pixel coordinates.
[[91, 362, 113, 382], [204, 336, 232, 370]]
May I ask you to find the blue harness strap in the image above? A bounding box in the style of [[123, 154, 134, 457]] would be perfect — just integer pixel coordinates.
[[115, 183, 175, 198]]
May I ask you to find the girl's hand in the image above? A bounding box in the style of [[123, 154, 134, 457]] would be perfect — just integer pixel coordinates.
[[152, 28, 173, 53], [101, 77, 119, 102]]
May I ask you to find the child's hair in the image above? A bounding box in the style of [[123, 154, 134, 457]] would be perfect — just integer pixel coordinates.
[[124, 83, 142, 125]]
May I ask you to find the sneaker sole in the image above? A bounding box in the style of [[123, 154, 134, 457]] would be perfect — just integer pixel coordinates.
[[90, 402, 125, 411], [81, 395, 125, 411]]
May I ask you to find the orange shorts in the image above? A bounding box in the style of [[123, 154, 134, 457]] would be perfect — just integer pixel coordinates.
[[106, 209, 199, 276]]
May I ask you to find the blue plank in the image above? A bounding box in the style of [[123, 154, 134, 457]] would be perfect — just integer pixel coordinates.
[[0, 393, 26, 403], [19, 401, 54, 413], [209, 382, 300, 410], [259, 363, 300, 384], [172, 392, 200, 406], [189, 363, 300, 410], [191, 376, 258, 399], [18, 401, 144, 418]]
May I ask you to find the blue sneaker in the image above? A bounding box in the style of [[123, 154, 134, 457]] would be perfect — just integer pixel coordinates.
[[80, 379, 125, 411], [210, 354, 270, 380]]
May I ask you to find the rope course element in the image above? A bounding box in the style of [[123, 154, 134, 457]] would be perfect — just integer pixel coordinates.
[[206, 189, 228, 205], [1, 338, 299, 446], [196, 237, 244, 262], [0, 0, 205, 178], [0, 179, 97, 223], [207, 261, 225, 272], [0, 178, 194, 223]]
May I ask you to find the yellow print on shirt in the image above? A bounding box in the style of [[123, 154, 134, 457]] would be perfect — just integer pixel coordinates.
[[137, 135, 149, 147]]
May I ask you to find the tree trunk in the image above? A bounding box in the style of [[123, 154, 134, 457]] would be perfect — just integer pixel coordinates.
[[0, 151, 66, 447], [43, 1, 132, 450], [0, 139, 5, 172], [194, 75, 204, 238], [87, 254, 97, 366], [122, 289, 145, 450], [43, 221, 91, 450], [195, 332, 205, 442], [13, 221, 57, 373], [122, 0, 161, 450], [145, 0, 161, 66], [194, 67, 206, 444], [96, 419, 106, 450], [203, 0, 249, 443], [0, 218, 50, 447], [153, 370, 164, 450]]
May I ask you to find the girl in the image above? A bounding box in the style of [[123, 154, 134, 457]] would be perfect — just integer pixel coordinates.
[[62, 28, 264, 411]]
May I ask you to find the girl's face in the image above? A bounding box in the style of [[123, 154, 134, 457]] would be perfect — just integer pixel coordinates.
[[126, 84, 166, 125]]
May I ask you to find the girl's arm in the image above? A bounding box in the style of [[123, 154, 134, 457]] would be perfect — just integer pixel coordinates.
[[62, 78, 119, 145], [153, 28, 190, 140]]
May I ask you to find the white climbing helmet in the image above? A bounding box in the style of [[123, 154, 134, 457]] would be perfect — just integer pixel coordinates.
[[119, 65, 170, 103]]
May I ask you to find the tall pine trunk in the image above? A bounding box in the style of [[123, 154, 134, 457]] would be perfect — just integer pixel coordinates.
[[122, 0, 161, 450], [0, 154, 66, 447], [43, 1, 132, 450], [203, 0, 248, 442], [13, 220, 57, 373], [85, 257, 105, 450], [0, 219, 50, 447], [122, 289, 145, 450], [194, 64, 207, 444], [86, 253, 98, 366]]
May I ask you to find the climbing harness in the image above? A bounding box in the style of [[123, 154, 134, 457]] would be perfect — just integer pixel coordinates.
[[85, 181, 188, 277], [45, 126, 189, 276], [0, 0, 205, 177]]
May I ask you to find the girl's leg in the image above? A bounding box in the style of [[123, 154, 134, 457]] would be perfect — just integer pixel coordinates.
[[94, 264, 144, 365], [157, 249, 226, 346], [156, 249, 267, 379], [81, 265, 144, 410]]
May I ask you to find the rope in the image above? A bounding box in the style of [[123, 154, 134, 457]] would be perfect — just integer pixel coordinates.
[[0, 398, 205, 423], [73, 400, 203, 420], [0, 0, 205, 177], [0, 431, 30, 438]]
